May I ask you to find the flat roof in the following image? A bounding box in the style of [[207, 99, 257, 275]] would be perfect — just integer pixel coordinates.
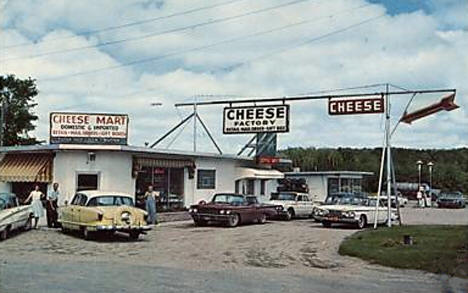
[[285, 171, 374, 176], [0, 144, 253, 161]]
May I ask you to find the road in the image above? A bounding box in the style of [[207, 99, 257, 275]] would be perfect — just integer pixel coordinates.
[[0, 206, 467, 293]]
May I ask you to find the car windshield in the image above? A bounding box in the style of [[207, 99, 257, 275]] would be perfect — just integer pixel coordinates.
[[270, 193, 296, 201], [212, 194, 245, 205], [325, 196, 364, 205], [87, 196, 134, 207], [246, 197, 258, 205], [441, 193, 463, 199]]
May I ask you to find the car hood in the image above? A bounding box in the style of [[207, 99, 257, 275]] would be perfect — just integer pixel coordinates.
[[0, 205, 31, 222], [318, 205, 369, 211], [266, 200, 295, 206]]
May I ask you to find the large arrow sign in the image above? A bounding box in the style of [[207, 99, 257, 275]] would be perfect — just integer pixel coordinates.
[[400, 93, 459, 124]]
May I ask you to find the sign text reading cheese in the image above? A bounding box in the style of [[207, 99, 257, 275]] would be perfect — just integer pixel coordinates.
[[328, 97, 384, 115], [223, 105, 289, 134], [50, 112, 128, 145]]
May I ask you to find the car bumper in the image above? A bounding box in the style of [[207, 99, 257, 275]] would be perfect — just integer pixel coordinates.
[[92, 225, 152, 232], [313, 215, 358, 224], [190, 213, 234, 223], [438, 202, 464, 208]]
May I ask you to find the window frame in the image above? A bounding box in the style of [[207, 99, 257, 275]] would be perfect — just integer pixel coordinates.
[[197, 169, 216, 190]]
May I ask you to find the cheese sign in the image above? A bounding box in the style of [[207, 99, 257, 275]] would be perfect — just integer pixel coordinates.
[[223, 105, 289, 134], [50, 112, 129, 145], [329, 97, 384, 115]]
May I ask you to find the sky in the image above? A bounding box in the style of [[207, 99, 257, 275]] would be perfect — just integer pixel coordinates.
[[1, 0, 467, 154]]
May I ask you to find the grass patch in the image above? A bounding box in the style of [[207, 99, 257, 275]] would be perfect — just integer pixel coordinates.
[[339, 225, 468, 278]]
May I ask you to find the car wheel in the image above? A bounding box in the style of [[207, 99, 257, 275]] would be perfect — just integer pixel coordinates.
[[0, 229, 8, 241], [286, 208, 295, 221], [322, 221, 332, 228], [129, 231, 140, 240], [194, 219, 207, 226], [357, 215, 367, 229], [258, 213, 267, 224], [227, 214, 240, 228], [82, 227, 93, 240]]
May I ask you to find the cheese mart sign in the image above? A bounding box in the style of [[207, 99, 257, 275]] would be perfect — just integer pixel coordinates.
[[50, 112, 129, 145], [223, 105, 289, 134]]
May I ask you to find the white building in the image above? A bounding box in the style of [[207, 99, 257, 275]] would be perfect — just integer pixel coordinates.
[[0, 144, 284, 211], [266, 171, 373, 203]]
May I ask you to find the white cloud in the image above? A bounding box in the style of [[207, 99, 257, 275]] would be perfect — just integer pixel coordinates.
[[1, 0, 467, 153]]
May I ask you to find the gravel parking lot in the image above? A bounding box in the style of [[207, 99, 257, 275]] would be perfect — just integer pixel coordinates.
[[1, 206, 467, 293]]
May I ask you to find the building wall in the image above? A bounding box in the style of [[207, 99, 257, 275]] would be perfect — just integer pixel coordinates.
[[53, 151, 135, 205], [187, 157, 241, 206]]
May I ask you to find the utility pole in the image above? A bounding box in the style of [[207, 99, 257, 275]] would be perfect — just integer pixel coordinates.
[[193, 97, 197, 152]]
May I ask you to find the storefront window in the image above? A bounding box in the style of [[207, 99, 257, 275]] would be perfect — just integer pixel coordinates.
[[246, 179, 255, 195], [77, 174, 99, 191], [260, 179, 266, 195], [328, 178, 339, 195], [135, 167, 185, 212], [197, 170, 216, 189]]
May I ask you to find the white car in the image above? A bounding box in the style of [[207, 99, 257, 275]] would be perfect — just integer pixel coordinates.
[[0, 193, 33, 240], [312, 197, 396, 229], [377, 195, 409, 208], [267, 192, 315, 220]]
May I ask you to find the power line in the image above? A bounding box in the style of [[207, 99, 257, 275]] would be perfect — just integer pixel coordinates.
[[39, 3, 374, 82], [1, 0, 310, 62], [0, 0, 245, 50], [220, 13, 386, 72]]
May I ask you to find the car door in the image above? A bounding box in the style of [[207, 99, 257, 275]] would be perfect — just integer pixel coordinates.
[[62, 193, 80, 225], [302, 195, 314, 216], [295, 195, 306, 216], [75, 194, 88, 223]]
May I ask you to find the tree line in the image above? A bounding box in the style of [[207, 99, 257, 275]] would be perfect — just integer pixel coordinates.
[[279, 147, 468, 194]]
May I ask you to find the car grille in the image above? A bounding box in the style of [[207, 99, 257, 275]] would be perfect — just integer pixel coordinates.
[[328, 210, 342, 217]]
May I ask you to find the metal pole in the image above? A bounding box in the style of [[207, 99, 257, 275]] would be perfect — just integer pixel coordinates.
[[175, 88, 456, 107], [390, 149, 402, 226], [193, 99, 197, 152], [195, 113, 223, 155], [374, 144, 386, 229], [385, 85, 392, 228], [150, 112, 195, 148]]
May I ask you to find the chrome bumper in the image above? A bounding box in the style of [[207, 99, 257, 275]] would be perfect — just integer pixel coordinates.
[[313, 215, 358, 223], [93, 225, 152, 232]]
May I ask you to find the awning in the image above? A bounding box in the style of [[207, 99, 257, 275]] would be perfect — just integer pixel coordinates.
[[236, 167, 284, 180], [0, 154, 53, 183], [134, 157, 194, 169]]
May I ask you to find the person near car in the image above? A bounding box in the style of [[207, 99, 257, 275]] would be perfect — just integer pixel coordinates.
[[24, 185, 45, 229], [46, 183, 60, 228], [145, 185, 159, 225], [417, 188, 424, 208]]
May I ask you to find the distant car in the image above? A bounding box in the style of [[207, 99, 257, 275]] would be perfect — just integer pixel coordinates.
[[58, 191, 151, 240], [188, 193, 283, 227], [0, 193, 33, 241], [377, 195, 408, 208], [437, 192, 466, 208], [313, 197, 396, 229], [267, 192, 315, 220]]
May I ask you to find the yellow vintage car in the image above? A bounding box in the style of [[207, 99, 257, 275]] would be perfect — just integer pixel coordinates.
[[58, 190, 151, 240]]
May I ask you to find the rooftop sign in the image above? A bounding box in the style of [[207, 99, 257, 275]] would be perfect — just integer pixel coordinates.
[[223, 105, 289, 134], [50, 112, 129, 145], [328, 97, 384, 115]]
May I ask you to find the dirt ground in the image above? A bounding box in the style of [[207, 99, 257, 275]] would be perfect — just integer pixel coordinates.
[[2, 205, 467, 275]]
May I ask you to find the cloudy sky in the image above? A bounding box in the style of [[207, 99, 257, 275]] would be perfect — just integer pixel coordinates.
[[1, 0, 467, 153]]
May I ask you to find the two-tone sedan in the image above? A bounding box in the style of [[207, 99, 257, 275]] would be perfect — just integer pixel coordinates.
[[0, 193, 33, 240], [59, 191, 151, 240], [189, 193, 283, 227], [266, 192, 315, 220], [313, 196, 396, 229]]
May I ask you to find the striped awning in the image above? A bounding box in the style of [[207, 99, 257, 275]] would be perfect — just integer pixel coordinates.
[[0, 154, 53, 182], [134, 157, 194, 169]]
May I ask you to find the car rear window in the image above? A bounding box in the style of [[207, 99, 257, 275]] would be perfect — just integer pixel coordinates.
[[87, 196, 134, 207]]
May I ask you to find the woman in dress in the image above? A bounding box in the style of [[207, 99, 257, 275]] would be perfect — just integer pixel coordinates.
[[25, 185, 45, 229]]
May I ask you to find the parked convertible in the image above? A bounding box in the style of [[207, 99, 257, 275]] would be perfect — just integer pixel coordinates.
[[188, 193, 283, 227], [0, 192, 33, 240], [58, 191, 151, 240], [437, 192, 466, 208], [312, 196, 396, 229], [267, 192, 315, 220]]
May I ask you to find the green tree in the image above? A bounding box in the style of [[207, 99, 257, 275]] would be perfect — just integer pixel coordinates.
[[0, 74, 41, 146]]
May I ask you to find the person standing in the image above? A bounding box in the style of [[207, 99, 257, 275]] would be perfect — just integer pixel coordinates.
[[416, 187, 424, 208], [46, 183, 60, 228], [145, 185, 159, 225], [25, 185, 45, 229]]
